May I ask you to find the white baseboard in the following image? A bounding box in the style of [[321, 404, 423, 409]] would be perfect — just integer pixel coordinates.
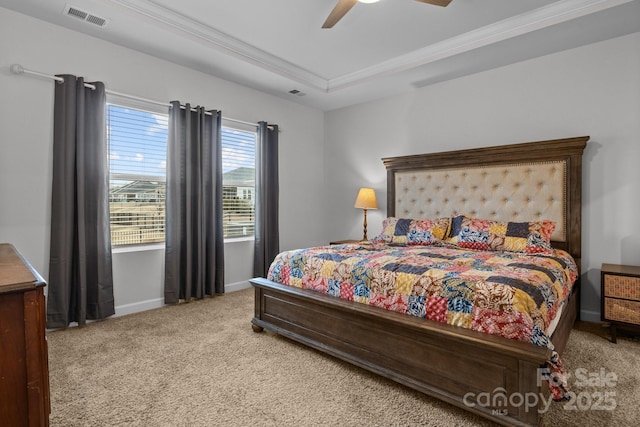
[[114, 298, 165, 317], [113, 281, 251, 317], [225, 280, 252, 292], [580, 309, 601, 323]]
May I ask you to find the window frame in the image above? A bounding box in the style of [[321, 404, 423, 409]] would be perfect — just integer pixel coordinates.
[[106, 95, 169, 251], [106, 96, 257, 252], [220, 119, 257, 243]]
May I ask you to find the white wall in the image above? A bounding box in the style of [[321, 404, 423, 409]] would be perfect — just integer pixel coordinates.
[[325, 32, 640, 322], [0, 7, 326, 315], [2, 5, 638, 322]]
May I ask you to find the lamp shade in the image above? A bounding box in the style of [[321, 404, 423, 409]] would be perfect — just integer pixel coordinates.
[[354, 188, 378, 210]]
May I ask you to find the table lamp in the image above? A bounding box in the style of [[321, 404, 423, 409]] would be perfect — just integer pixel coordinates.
[[354, 187, 378, 241]]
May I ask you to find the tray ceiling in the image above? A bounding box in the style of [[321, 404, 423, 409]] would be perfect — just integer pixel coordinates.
[[1, 0, 638, 110]]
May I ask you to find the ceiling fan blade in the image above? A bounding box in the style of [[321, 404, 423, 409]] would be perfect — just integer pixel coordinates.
[[322, 0, 358, 28], [415, 0, 452, 6]]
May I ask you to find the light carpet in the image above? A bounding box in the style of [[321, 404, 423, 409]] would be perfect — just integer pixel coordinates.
[[48, 288, 639, 426]]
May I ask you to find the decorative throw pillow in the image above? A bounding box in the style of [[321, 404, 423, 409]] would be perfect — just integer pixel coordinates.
[[372, 217, 411, 244], [446, 215, 555, 253], [372, 217, 450, 245], [406, 217, 451, 246]]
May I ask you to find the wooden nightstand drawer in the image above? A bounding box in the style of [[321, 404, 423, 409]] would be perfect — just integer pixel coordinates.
[[604, 274, 640, 300], [601, 263, 640, 343], [604, 297, 640, 324]]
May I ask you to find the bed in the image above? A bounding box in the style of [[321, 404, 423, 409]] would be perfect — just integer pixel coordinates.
[[250, 136, 588, 427]]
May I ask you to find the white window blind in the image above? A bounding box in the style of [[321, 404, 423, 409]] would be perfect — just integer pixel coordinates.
[[107, 104, 257, 246], [107, 104, 167, 246], [222, 127, 256, 239]]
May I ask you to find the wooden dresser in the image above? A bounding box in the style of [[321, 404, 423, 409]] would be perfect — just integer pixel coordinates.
[[601, 263, 640, 343], [0, 243, 50, 426]]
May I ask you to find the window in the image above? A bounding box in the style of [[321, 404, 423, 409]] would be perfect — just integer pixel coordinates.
[[107, 103, 168, 246], [221, 127, 256, 239], [107, 101, 256, 246]]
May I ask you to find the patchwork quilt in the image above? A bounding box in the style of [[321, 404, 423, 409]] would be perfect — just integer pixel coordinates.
[[267, 242, 578, 400]]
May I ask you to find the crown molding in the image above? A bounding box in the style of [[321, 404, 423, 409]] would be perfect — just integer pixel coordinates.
[[108, 0, 632, 95], [107, 0, 328, 91]]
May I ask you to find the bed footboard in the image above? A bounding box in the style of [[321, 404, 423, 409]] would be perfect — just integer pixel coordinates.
[[250, 277, 564, 427]]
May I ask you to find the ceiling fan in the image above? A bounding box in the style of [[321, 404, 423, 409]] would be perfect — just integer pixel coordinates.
[[323, 0, 452, 28]]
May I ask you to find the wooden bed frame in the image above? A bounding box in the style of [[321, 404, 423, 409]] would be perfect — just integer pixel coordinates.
[[250, 136, 588, 427]]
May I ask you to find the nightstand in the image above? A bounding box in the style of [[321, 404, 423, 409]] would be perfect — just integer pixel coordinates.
[[329, 239, 361, 245], [601, 263, 640, 343]]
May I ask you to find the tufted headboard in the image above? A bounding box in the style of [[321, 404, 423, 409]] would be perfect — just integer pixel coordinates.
[[382, 136, 588, 261]]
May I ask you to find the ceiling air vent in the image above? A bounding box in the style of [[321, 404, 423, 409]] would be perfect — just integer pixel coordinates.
[[288, 89, 306, 97], [63, 4, 109, 28]]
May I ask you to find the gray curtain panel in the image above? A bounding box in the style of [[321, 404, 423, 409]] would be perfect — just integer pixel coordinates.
[[164, 101, 224, 303], [253, 122, 280, 277], [47, 75, 115, 328]]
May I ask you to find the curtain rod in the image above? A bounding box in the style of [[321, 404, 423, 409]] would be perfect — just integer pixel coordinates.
[[9, 64, 272, 129]]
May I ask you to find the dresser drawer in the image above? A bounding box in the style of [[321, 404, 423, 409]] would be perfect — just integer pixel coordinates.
[[603, 274, 640, 301], [604, 297, 640, 325], [0, 244, 49, 426]]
